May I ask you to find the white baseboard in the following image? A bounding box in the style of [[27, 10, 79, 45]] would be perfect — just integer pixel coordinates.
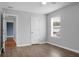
[[47, 42, 79, 54], [31, 42, 46, 45], [17, 44, 32, 47], [17, 42, 46, 47], [16, 41, 79, 54]]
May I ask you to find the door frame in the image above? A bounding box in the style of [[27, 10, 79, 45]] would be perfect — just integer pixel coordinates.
[[3, 13, 18, 51]]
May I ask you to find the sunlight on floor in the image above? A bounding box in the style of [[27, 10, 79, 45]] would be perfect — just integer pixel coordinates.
[[50, 50, 62, 57]]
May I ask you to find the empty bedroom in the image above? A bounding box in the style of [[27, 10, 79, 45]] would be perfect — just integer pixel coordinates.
[[0, 2, 79, 57]]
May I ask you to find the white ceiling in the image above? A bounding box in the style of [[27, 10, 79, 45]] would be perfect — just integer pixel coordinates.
[[0, 2, 75, 14]]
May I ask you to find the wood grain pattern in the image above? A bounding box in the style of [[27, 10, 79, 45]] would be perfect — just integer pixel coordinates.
[[1, 43, 79, 57]]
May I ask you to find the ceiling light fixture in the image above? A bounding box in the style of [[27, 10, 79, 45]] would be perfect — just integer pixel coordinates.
[[42, 2, 47, 5]]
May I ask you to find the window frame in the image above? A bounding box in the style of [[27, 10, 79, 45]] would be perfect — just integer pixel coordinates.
[[51, 16, 61, 38]]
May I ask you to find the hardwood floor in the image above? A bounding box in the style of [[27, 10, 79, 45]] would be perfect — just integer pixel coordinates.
[[5, 37, 16, 48], [0, 43, 79, 57]]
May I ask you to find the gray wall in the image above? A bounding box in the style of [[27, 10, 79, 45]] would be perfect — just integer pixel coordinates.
[[4, 9, 46, 46], [7, 22, 13, 36], [47, 3, 79, 51]]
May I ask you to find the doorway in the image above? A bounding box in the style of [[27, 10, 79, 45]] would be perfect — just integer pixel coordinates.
[[3, 14, 17, 49], [5, 22, 16, 48]]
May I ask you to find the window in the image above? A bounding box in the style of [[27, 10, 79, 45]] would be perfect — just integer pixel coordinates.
[[51, 17, 61, 37], [7, 22, 14, 37]]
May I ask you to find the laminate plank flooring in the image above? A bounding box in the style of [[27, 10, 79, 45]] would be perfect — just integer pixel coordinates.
[[1, 43, 79, 57]]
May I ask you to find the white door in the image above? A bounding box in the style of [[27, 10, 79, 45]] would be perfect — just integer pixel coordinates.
[[31, 15, 40, 44]]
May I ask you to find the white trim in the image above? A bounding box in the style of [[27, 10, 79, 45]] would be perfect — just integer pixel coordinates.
[[47, 42, 79, 54], [17, 42, 46, 47], [17, 44, 32, 47], [3, 13, 17, 18], [15, 13, 18, 47]]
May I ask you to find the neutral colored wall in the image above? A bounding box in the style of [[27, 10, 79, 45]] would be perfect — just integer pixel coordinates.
[[47, 3, 79, 51], [3, 9, 46, 46]]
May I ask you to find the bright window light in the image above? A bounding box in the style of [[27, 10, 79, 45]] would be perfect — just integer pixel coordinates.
[[51, 16, 61, 37]]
